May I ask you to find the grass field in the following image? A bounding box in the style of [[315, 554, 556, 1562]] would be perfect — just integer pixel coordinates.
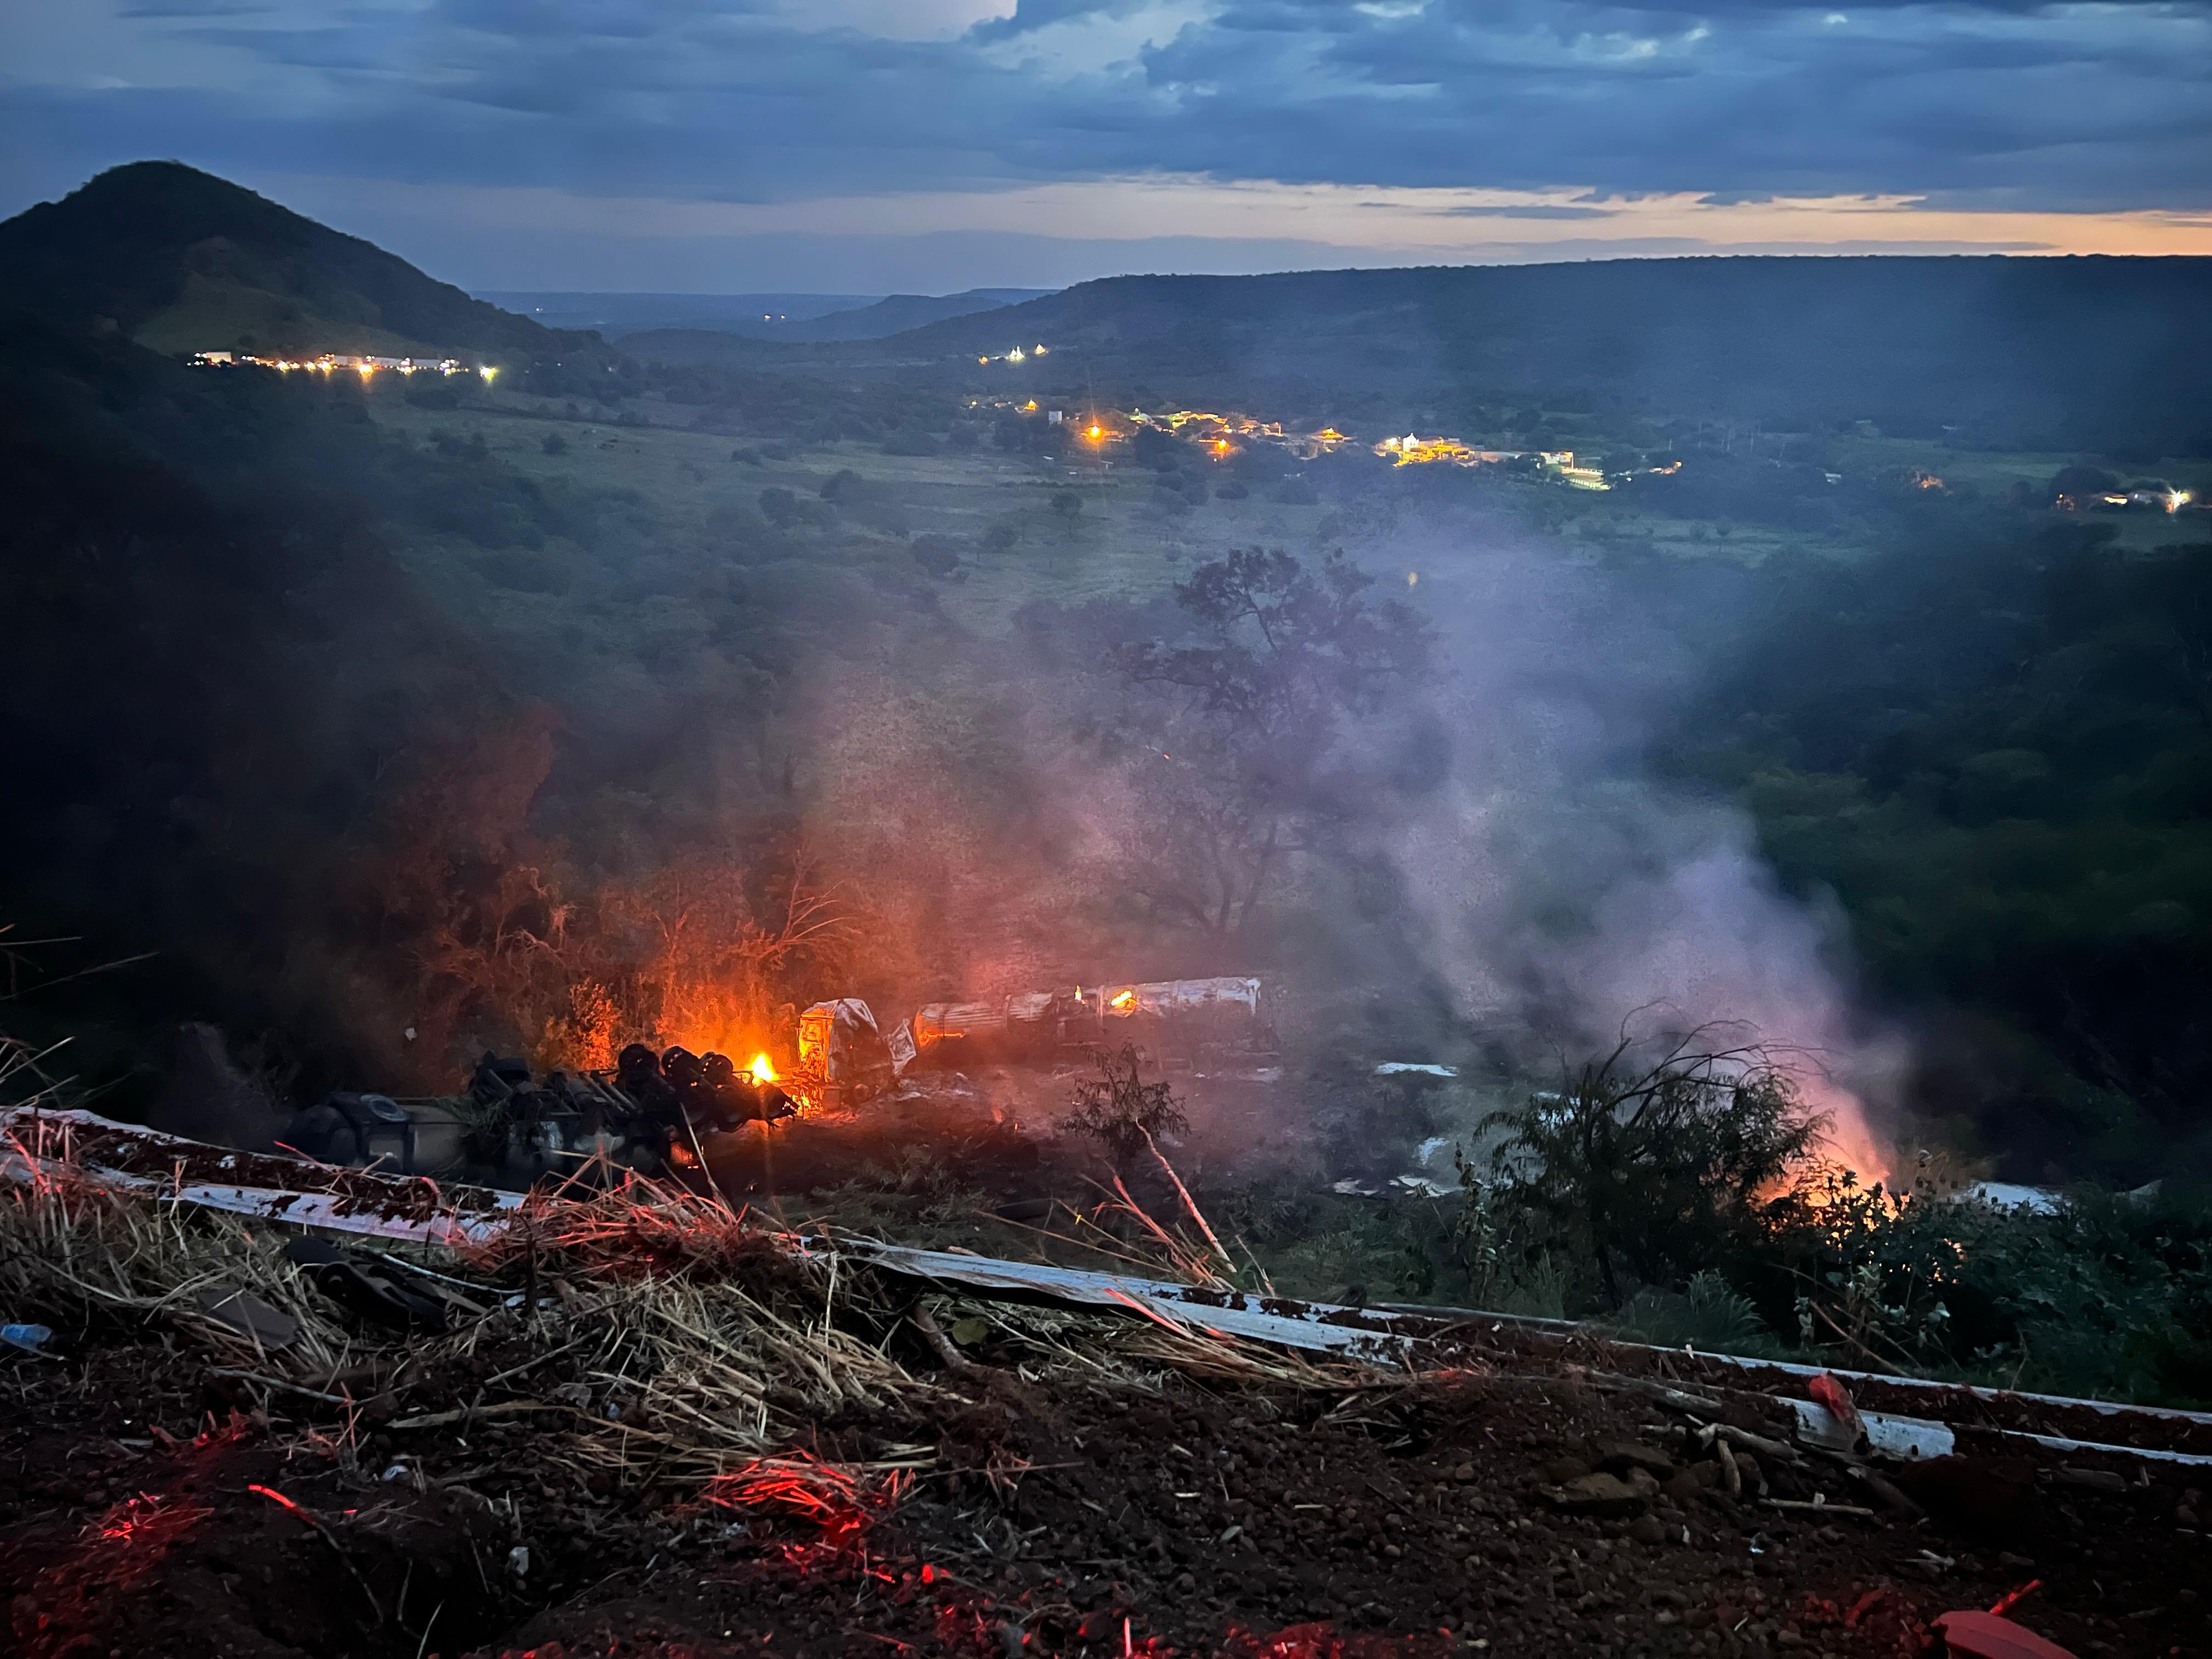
[[370, 389, 1353, 634], [369, 386, 2212, 665]]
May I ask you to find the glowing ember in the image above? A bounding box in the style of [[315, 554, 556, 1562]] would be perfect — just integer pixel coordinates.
[[698, 1453, 911, 1546], [1110, 989, 1136, 1009], [749, 1051, 777, 1084]]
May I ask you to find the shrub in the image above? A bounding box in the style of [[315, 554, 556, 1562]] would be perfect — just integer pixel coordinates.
[[759, 487, 831, 531], [1065, 1045, 1188, 1173], [541, 432, 568, 455], [1477, 1031, 1823, 1308], [909, 535, 961, 578]]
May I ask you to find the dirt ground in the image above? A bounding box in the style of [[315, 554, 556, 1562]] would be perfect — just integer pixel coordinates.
[[6, 1312, 2205, 1659]]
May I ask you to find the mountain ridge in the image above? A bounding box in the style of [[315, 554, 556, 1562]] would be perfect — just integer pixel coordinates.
[[0, 161, 589, 361], [870, 256, 2212, 446]]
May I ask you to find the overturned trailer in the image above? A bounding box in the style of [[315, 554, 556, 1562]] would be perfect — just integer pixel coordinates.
[[909, 976, 1270, 1066]]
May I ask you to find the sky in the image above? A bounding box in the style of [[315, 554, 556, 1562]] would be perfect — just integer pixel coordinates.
[[3, 0, 2210, 293]]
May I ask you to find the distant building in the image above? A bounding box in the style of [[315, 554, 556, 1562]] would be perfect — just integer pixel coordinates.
[[1047, 410, 1063, 426]]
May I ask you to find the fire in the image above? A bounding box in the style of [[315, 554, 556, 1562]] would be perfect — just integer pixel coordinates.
[[749, 1052, 777, 1084], [1110, 989, 1136, 1009]]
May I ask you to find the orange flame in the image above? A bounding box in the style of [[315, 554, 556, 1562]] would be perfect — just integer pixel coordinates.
[[1110, 989, 1136, 1009], [749, 1052, 777, 1084]]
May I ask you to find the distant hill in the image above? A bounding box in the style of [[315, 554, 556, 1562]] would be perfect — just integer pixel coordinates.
[[0, 162, 584, 360], [618, 289, 1053, 363], [772, 289, 1052, 342], [475, 291, 887, 335], [483, 289, 1049, 343], [883, 257, 2212, 450]]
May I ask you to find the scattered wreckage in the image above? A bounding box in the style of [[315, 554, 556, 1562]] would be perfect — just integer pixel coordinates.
[[280, 977, 1272, 1184], [282, 1042, 797, 1184]]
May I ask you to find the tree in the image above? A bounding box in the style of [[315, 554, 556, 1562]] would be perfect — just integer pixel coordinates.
[[1478, 1030, 1826, 1308], [1108, 548, 1433, 933], [758, 487, 830, 531], [1050, 490, 1082, 522], [1065, 1044, 1188, 1173]]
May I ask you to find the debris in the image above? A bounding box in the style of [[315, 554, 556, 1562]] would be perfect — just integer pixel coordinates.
[[283, 1236, 451, 1333], [1788, 1396, 1954, 1462], [910, 1304, 978, 1373], [1806, 1371, 1868, 1448], [2, 1321, 55, 1355], [799, 998, 899, 1107], [1714, 1436, 1742, 1499], [1933, 1609, 2078, 1659], [911, 976, 1268, 1065], [1702, 1422, 1801, 1464], [193, 1286, 301, 1350], [283, 1090, 418, 1172], [1988, 1580, 2044, 1618]]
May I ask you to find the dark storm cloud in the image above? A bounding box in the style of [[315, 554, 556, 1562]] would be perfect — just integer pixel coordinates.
[[7, 0, 2211, 218]]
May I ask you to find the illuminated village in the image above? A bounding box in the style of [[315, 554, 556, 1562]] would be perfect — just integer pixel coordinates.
[[974, 391, 1694, 492], [191, 349, 495, 380]]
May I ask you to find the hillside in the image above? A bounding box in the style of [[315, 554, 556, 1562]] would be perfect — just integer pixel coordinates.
[[608, 289, 1049, 355], [0, 161, 586, 360], [617, 291, 1048, 365], [883, 257, 2212, 452], [772, 287, 1051, 341]]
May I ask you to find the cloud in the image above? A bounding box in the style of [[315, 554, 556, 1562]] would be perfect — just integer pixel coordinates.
[[1428, 204, 1617, 220], [3, 0, 2209, 285]]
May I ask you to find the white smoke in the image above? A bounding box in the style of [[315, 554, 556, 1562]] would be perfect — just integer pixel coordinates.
[[1383, 538, 1903, 1182]]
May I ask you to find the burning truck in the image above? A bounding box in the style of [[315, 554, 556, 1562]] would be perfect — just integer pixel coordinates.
[[284, 977, 1270, 1186]]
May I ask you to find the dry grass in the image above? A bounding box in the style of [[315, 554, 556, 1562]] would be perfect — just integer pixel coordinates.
[[2, 1135, 1400, 1509], [0, 1146, 354, 1378]]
